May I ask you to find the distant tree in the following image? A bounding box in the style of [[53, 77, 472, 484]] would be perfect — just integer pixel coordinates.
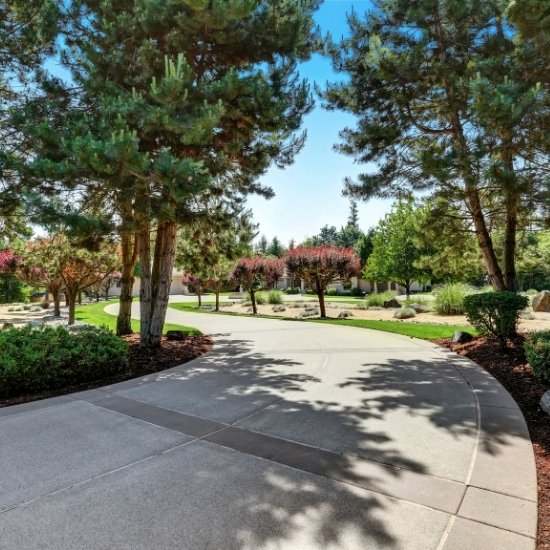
[[256, 235, 269, 255], [231, 257, 267, 315], [286, 246, 361, 318], [182, 273, 206, 308], [356, 229, 374, 269], [18, 238, 65, 315], [365, 202, 430, 297], [263, 258, 285, 289], [266, 237, 285, 258]]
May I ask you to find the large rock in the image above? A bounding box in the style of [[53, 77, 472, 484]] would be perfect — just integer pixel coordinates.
[[394, 307, 416, 319], [532, 290, 550, 312], [541, 391, 550, 417], [451, 331, 473, 344], [383, 298, 400, 309], [409, 303, 430, 313]]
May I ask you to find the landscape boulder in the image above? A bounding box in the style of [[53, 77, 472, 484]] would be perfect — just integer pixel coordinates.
[[166, 330, 186, 341], [338, 310, 353, 319], [451, 330, 473, 344], [541, 391, 550, 417], [409, 303, 430, 313], [383, 298, 400, 309], [532, 290, 550, 312], [394, 307, 416, 319]]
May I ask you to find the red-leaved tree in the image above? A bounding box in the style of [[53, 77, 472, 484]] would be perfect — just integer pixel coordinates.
[[231, 257, 266, 314], [263, 258, 285, 289], [286, 246, 361, 318]]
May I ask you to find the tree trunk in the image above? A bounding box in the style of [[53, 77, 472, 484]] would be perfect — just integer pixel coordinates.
[[215, 290, 220, 311], [78, 291, 82, 305], [405, 281, 411, 298], [197, 286, 202, 307], [67, 289, 77, 325], [52, 287, 61, 317], [117, 232, 139, 336], [139, 222, 152, 343], [96, 292, 100, 302], [143, 220, 177, 348], [250, 287, 257, 314], [316, 277, 326, 318], [466, 189, 506, 290]]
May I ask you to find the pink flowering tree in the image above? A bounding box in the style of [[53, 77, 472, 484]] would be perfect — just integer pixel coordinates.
[[286, 246, 361, 318], [263, 258, 285, 289], [231, 257, 267, 314]]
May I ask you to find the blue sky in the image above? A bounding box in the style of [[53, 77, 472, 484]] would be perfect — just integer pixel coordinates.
[[248, 0, 392, 245]]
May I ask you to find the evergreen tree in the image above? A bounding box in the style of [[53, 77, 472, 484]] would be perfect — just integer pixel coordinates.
[[256, 235, 269, 255], [19, 0, 320, 347], [324, 0, 548, 291], [266, 236, 285, 258]]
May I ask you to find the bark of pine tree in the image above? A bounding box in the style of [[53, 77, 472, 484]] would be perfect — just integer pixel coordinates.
[[117, 232, 139, 336]]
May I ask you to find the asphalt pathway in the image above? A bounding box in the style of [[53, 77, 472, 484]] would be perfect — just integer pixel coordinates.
[[0, 298, 538, 549]]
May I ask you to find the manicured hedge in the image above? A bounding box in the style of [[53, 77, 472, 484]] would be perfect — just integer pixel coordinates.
[[0, 325, 128, 397]]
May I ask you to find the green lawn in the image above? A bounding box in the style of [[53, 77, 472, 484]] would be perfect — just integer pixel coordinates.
[[76, 299, 201, 335], [167, 301, 472, 340], [308, 318, 474, 340]]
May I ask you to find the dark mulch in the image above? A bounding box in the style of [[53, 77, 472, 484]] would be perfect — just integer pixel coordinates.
[[0, 333, 213, 408], [436, 335, 550, 549]]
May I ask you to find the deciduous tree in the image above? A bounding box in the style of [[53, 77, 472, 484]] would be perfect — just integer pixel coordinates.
[[286, 246, 360, 317]]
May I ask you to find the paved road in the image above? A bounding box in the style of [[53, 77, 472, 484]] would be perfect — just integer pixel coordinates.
[[0, 300, 537, 549]]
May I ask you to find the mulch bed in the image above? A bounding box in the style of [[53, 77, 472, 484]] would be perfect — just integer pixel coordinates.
[[436, 335, 550, 549], [0, 333, 213, 408]]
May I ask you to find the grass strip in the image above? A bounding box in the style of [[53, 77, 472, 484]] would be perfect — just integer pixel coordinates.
[[168, 302, 473, 340], [76, 299, 201, 335]]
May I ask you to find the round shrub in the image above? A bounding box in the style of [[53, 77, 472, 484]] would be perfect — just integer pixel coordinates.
[[326, 287, 339, 296], [434, 283, 469, 315], [0, 325, 129, 398], [463, 291, 528, 346], [255, 292, 267, 305], [267, 290, 283, 304], [525, 331, 550, 381]]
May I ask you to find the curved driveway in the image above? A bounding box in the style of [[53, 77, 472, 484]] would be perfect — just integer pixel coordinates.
[[0, 300, 537, 549]]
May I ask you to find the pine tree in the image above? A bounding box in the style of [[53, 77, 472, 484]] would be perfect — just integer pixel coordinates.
[[20, 0, 320, 347], [324, 0, 548, 291]]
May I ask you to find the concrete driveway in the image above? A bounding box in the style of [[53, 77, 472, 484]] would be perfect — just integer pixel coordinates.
[[0, 300, 537, 549]]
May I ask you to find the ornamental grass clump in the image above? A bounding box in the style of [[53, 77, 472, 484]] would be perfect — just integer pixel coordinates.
[[463, 291, 528, 348], [365, 291, 395, 307], [525, 331, 550, 381], [434, 283, 469, 315]]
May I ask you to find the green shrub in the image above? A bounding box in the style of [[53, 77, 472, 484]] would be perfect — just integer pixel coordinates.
[[525, 288, 538, 296], [525, 331, 550, 381], [0, 325, 129, 398], [350, 287, 363, 297], [326, 287, 339, 296], [267, 290, 283, 304], [255, 292, 267, 305], [463, 292, 528, 346], [283, 287, 301, 294], [365, 291, 395, 307], [434, 283, 469, 315]]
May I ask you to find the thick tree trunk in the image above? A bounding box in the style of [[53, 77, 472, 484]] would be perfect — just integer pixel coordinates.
[[67, 289, 77, 325], [139, 222, 153, 344], [51, 287, 61, 317], [250, 287, 257, 314], [215, 291, 220, 312], [117, 232, 139, 336], [197, 286, 202, 307], [146, 221, 177, 347], [316, 278, 326, 318], [466, 190, 506, 290], [405, 281, 411, 298]]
